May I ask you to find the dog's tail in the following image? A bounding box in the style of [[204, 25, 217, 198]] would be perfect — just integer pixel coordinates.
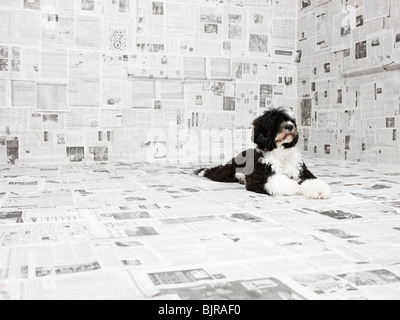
[[194, 168, 208, 177]]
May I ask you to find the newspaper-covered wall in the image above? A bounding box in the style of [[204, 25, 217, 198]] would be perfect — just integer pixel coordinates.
[[1, 1, 398, 166], [0, 0, 298, 165], [297, 0, 400, 166]]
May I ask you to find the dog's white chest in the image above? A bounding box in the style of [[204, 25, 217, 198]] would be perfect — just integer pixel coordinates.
[[260, 147, 303, 180]]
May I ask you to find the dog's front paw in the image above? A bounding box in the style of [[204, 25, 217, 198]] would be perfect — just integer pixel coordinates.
[[301, 179, 332, 199], [284, 180, 303, 196], [266, 175, 302, 196]]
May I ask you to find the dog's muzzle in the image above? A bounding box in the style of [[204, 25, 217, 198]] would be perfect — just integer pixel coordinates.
[[276, 122, 298, 143]]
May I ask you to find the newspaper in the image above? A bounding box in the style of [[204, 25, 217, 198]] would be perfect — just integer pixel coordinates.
[[0, 80, 9, 106], [11, 81, 35, 107], [0, 0, 396, 166], [315, 3, 329, 50], [41, 0, 75, 51], [76, 17, 102, 49], [296, 1, 400, 164], [332, 11, 353, 52], [0, 160, 400, 300], [0, 46, 39, 80], [363, 0, 390, 22], [36, 83, 68, 111]]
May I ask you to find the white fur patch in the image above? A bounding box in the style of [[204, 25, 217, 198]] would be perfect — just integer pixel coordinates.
[[301, 179, 332, 200], [286, 121, 295, 127], [259, 146, 303, 181], [265, 174, 302, 196], [198, 169, 206, 177], [235, 173, 246, 185]]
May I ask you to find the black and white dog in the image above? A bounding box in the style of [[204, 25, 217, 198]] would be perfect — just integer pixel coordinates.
[[196, 108, 331, 199]]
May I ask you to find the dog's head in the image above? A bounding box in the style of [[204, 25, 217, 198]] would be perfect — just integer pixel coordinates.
[[252, 108, 299, 152]]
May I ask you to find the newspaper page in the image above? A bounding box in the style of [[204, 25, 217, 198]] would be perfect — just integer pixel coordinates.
[[11, 80, 35, 107], [76, 0, 104, 17], [195, 5, 224, 56], [183, 57, 207, 80], [272, 18, 296, 50], [65, 108, 99, 128], [235, 82, 260, 129], [315, 3, 329, 50], [104, 0, 134, 19], [102, 80, 129, 109], [343, 30, 394, 73], [41, 0, 75, 51], [0, 108, 27, 131], [164, 2, 195, 55], [0, 0, 20, 7], [363, 0, 390, 22], [69, 51, 101, 79], [69, 79, 100, 108], [41, 51, 68, 80], [136, 0, 165, 54], [0, 80, 10, 106], [36, 83, 68, 111], [271, 0, 296, 19], [9, 11, 41, 46], [209, 58, 231, 80], [29, 112, 65, 131], [0, 46, 40, 80], [232, 58, 273, 83], [367, 30, 394, 67], [223, 4, 248, 56], [131, 80, 156, 109], [75, 17, 102, 49], [332, 11, 353, 52]]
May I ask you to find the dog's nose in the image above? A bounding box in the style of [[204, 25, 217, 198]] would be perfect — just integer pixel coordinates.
[[285, 124, 294, 131]]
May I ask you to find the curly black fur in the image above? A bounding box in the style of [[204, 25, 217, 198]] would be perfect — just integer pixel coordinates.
[[243, 151, 272, 194], [298, 163, 317, 184]]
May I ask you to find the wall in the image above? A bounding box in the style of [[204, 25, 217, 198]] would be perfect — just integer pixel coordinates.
[[0, 0, 299, 165], [297, 0, 400, 166], [1, 0, 399, 166]]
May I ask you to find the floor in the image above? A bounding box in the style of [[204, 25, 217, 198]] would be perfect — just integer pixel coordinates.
[[1, 160, 400, 300]]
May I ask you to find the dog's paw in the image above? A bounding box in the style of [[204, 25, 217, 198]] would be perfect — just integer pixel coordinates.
[[283, 180, 303, 196], [235, 173, 247, 185], [266, 175, 302, 196], [301, 179, 332, 199]]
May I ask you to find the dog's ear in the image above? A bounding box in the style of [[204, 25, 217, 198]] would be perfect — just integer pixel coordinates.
[[257, 133, 277, 151], [252, 114, 277, 152]]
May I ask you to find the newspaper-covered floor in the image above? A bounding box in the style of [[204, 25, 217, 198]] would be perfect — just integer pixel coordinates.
[[1, 159, 400, 300]]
